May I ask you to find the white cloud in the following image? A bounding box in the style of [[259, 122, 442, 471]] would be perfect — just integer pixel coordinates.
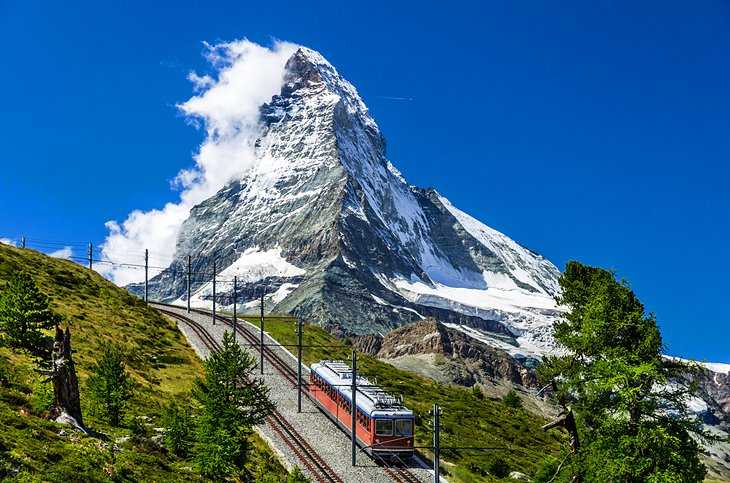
[[0, 238, 16, 247], [48, 246, 73, 260], [100, 39, 298, 286]]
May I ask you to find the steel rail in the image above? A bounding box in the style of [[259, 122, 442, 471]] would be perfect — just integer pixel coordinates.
[[156, 303, 423, 483], [155, 307, 344, 483]]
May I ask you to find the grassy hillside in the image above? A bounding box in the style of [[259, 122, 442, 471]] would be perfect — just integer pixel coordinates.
[[233, 313, 565, 482], [0, 244, 289, 482]]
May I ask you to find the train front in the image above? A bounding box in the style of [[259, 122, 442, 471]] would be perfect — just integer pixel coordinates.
[[370, 408, 415, 457]]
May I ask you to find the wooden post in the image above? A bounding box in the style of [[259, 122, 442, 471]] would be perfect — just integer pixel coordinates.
[[351, 350, 357, 466], [186, 255, 191, 313], [88, 243, 93, 271]]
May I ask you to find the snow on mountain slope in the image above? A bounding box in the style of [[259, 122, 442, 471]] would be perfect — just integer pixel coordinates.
[[144, 46, 563, 353]]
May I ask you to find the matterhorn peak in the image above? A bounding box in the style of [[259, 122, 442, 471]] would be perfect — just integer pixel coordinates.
[[149, 43, 562, 359]]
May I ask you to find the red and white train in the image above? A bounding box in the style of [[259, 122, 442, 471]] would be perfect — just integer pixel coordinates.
[[309, 360, 415, 457]]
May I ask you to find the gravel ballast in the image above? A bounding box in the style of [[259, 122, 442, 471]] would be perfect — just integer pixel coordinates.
[[158, 303, 434, 483]]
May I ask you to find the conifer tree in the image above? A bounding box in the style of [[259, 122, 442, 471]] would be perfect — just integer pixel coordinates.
[[87, 345, 133, 426], [539, 261, 708, 482], [193, 331, 275, 480], [0, 272, 59, 362]]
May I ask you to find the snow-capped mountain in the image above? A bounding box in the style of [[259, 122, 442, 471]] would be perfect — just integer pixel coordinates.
[[136, 46, 730, 476], [145, 47, 563, 355]]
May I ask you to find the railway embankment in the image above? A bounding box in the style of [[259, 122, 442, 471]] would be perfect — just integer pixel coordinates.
[[153, 303, 432, 483]]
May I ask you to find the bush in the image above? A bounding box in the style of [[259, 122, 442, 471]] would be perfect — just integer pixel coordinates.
[[471, 384, 484, 400], [487, 457, 510, 478], [503, 389, 522, 409], [129, 416, 148, 438], [533, 456, 562, 482], [195, 427, 238, 480], [162, 402, 193, 457], [29, 378, 54, 415], [287, 466, 310, 482], [87, 345, 133, 426]]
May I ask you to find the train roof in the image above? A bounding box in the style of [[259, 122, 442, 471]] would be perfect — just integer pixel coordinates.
[[311, 360, 413, 418]]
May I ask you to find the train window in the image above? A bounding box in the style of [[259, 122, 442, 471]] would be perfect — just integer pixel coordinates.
[[396, 419, 413, 436], [375, 419, 393, 436]]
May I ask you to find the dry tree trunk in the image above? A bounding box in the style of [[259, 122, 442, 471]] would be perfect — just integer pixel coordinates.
[[48, 326, 85, 431]]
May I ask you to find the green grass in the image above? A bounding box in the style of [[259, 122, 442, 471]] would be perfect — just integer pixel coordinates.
[[0, 244, 290, 481], [232, 313, 565, 482]]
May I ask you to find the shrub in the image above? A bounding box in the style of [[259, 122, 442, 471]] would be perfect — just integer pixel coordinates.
[[487, 457, 510, 478], [161, 402, 193, 457], [503, 389, 522, 409], [29, 378, 54, 415], [533, 456, 562, 483], [287, 466, 310, 482], [87, 345, 133, 426]]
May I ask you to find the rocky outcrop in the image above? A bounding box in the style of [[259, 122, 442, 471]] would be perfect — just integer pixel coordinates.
[[355, 319, 538, 388]]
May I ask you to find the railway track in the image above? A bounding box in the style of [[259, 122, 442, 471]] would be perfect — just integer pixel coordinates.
[[190, 306, 424, 483], [190, 307, 423, 481], [155, 303, 423, 483], [156, 307, 344, 483]]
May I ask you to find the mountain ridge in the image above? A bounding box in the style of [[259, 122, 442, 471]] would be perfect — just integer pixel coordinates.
[[143, 46, 564, 358]]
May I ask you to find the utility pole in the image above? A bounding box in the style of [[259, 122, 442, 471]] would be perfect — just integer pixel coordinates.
[[351, 350, 358, 467], [186, 255, 191, 313], [212, 260, 216, 325], [144, 249, 149, 303], [233, 276, 238, 342], [88, 242, 93, 271], [260, 291, 264, 375], [20, 236, 25, 249], [433, 403, 441, 483], [297, 318, 303, 413]]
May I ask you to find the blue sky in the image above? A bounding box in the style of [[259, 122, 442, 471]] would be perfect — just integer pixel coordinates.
[[0, 1, 728, 362]]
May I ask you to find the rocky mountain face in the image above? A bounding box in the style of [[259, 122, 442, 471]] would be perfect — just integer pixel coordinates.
[[145, 47, 562, 351], [353, 319, 538, 388]]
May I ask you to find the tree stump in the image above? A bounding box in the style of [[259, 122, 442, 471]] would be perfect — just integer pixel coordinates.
[[48, 326, 84, 430]]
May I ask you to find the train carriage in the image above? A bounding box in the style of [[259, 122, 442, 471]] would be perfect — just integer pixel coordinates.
[[309, 360, 415, 457]]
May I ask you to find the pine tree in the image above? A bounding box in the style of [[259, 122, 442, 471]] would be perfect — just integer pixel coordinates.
[[0, 272, 60, 362], [539, 261, 708, 482], [193, 331, 275, 480], [87, 345, 133, 426]]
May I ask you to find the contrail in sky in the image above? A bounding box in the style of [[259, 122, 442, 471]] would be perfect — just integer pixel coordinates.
[[376, 96, 415, 101]]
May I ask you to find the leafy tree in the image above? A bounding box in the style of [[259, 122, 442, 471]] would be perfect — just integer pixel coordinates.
[[193, 331, 275, 479], [502, 389, 522, 409], [539, 261, 708, 482], [0, 272, 59, 362], [161, 401, 194, 457], [87, 345, 133, 426]]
